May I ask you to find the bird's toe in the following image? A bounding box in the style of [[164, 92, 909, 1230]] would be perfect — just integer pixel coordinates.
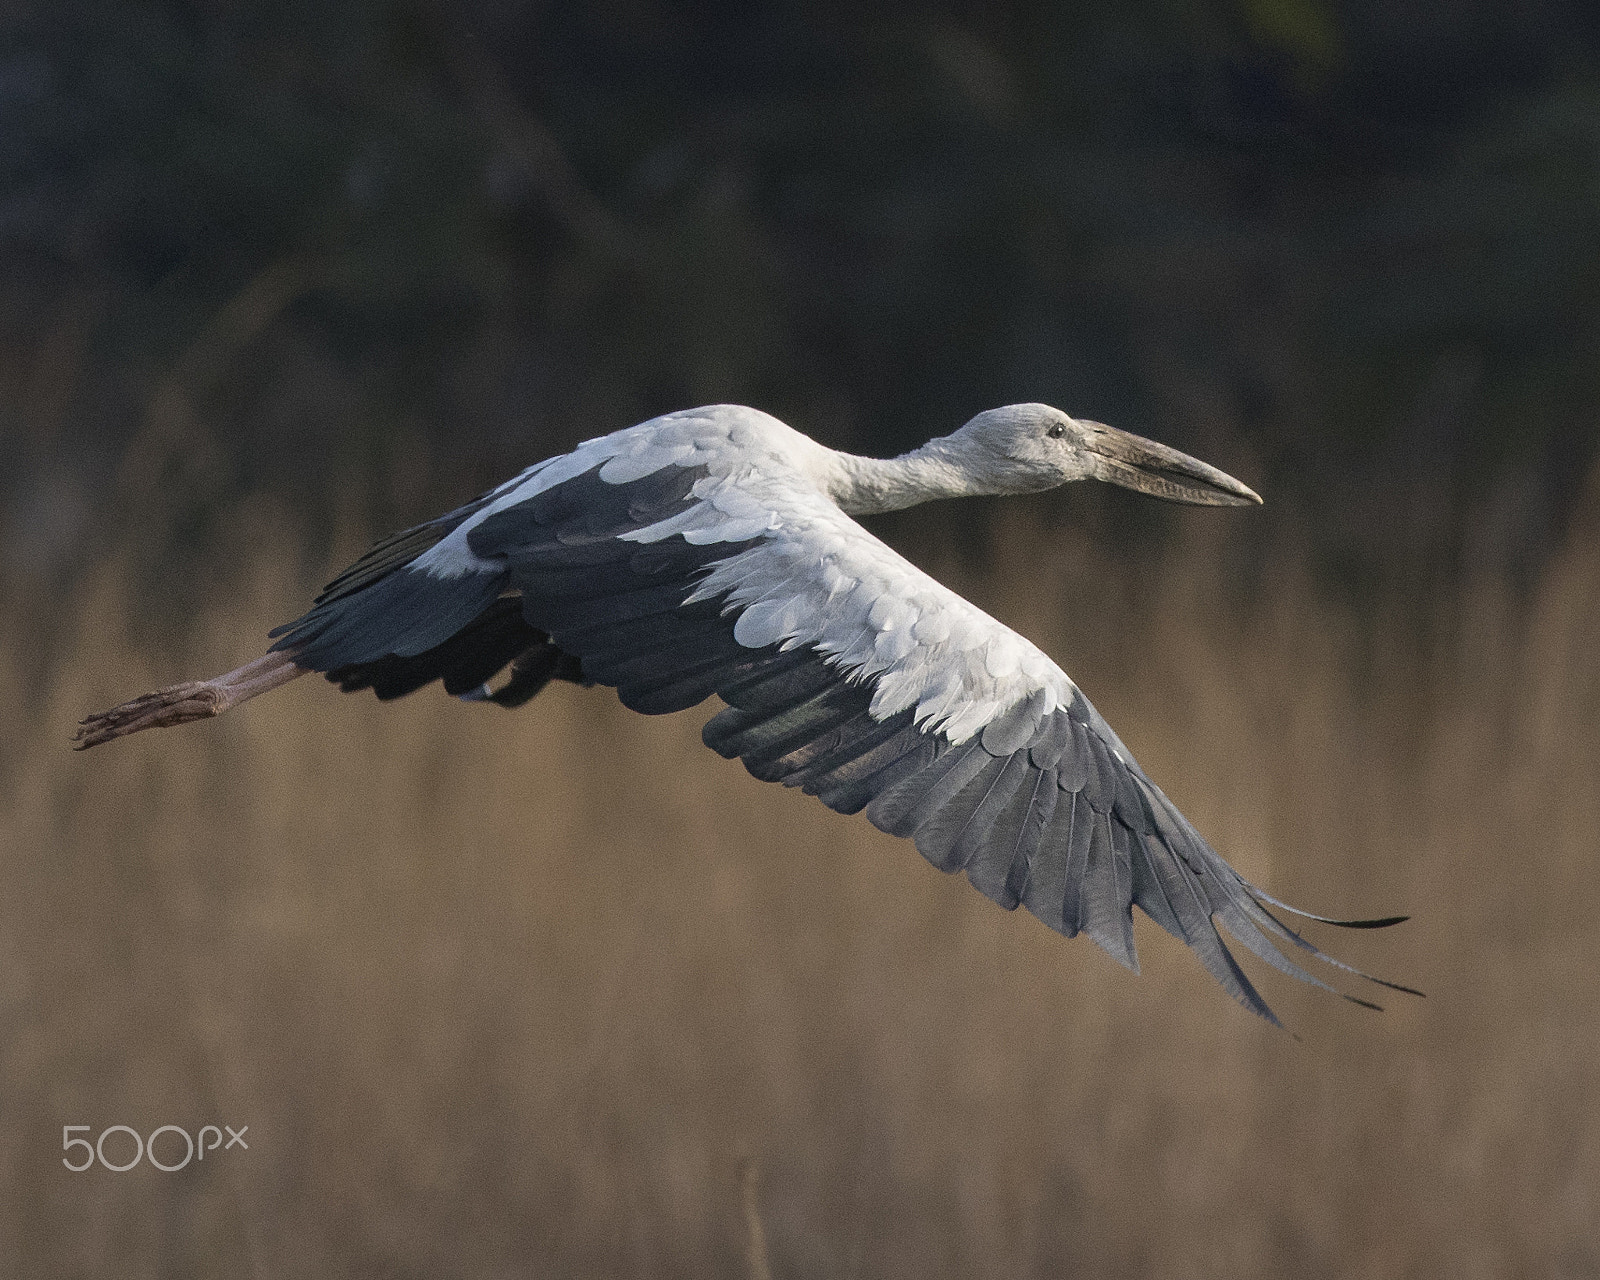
[[72, 682, 227, 749]]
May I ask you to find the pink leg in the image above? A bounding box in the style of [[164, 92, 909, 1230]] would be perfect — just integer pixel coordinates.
[[73, 652, 307, 750]]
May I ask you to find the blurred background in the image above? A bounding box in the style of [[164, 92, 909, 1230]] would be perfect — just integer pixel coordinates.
[[3, 0, 1600, 1274]]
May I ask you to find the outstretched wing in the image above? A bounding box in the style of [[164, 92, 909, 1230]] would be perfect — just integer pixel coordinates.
[[271, 406, 1408, 1022]]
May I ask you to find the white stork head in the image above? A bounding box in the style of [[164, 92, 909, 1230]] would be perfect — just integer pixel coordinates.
[[936, 403, 1262, 507]]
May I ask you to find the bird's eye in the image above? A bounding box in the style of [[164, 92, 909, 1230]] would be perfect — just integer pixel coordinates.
[[1047, 423, 1066, 439]]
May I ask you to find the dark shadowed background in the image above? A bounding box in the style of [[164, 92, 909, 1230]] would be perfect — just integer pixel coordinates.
[[4, 1, 1600, 1275]]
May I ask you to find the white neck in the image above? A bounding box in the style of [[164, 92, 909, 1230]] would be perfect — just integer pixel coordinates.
[[825, 442, 996, 515]]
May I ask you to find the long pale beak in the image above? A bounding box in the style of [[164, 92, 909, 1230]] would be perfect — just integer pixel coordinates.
[[1081, 421, 1262, 507]]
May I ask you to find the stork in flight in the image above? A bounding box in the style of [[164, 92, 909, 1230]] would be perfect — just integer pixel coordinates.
[[76, 404, 1411, 1023]]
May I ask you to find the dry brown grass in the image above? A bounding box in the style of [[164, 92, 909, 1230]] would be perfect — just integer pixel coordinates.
[[3, 480, 1600, 1278]]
